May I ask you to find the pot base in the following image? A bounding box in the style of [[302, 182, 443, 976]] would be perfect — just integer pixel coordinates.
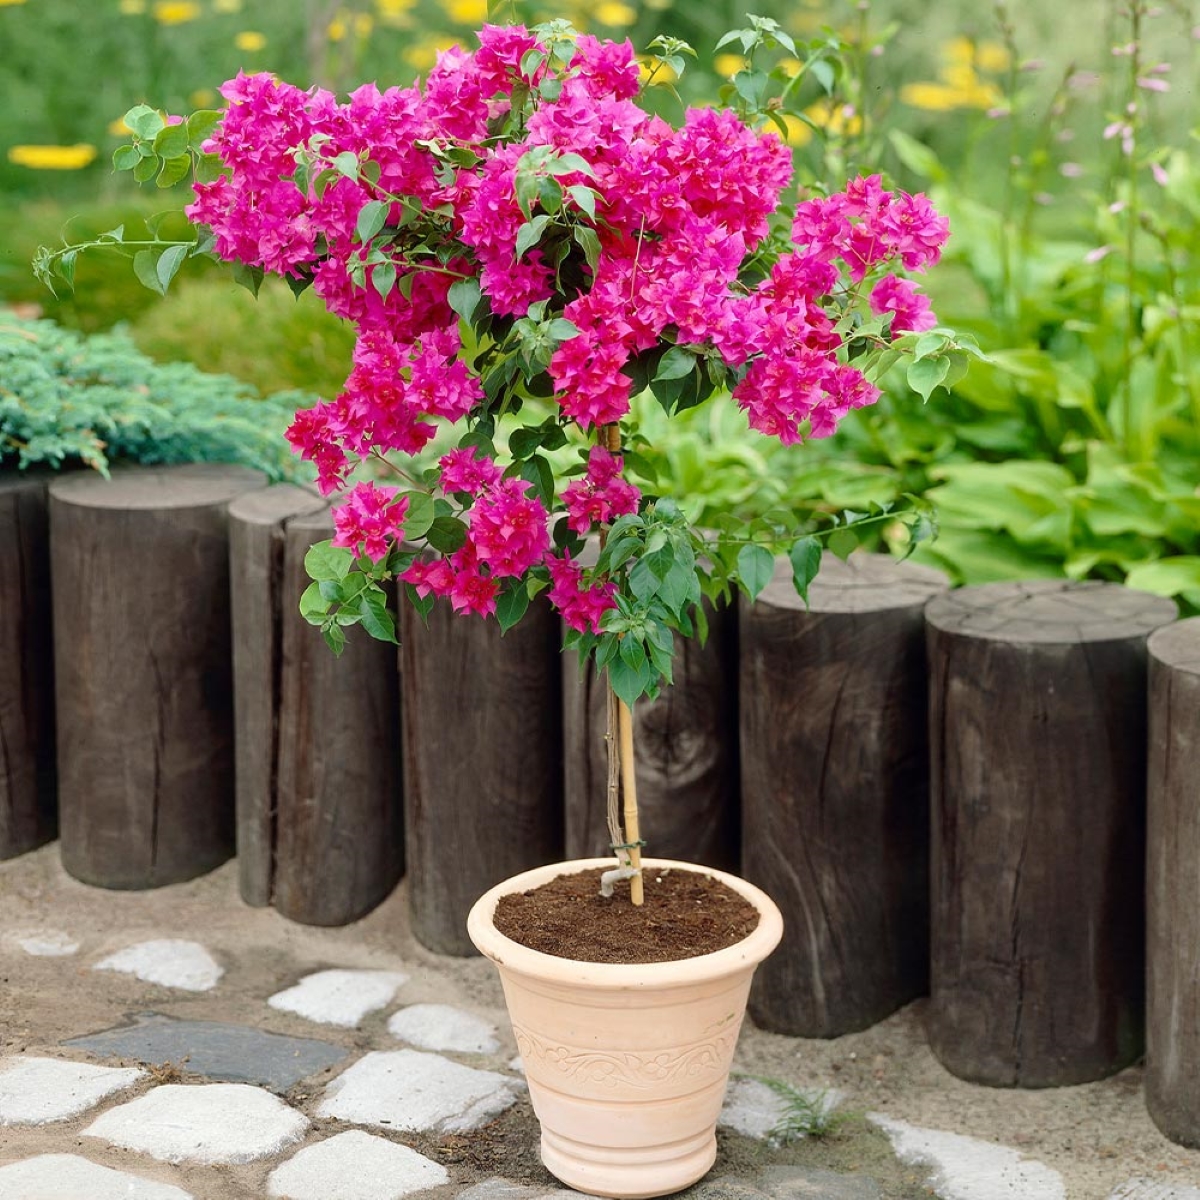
[[540, 1125, 716, 1199]]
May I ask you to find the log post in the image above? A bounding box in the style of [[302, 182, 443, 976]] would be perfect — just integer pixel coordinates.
[[925, 579, 1176, 1086], [227, 484, 327, 907], [271, 507, 404, 926], [0, 472, 57, 859], [401, 598, 563, 955], [562, 599, 738, 871], [740, 553, 947, 1037], [49, 464, 265, 888], [1146, 617, 1200, 1144]]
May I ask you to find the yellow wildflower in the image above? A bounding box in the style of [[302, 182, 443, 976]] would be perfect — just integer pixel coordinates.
[[777, 114, 813, 148], [189, 88, 217, 106], [213, 0, 242, 10], [375, 0, 415, 16], [402, 34, 460, 71], [118, 0, 145, 12], [354, 12, 373, 36], [594, 1, 636, 24], [943, 35, 1010, 73], [8, 144, 99, 170], [0, 0, 28, 6], [108, 116, 132, 136], [234, 30, 266, 52], [900, 77, 1002, 111], [445, 0, 487, 23], [152, 1, 200, 24], [713, 53, 747, 78], [776, 57, 803, 79], [328, 17, 346, 41]]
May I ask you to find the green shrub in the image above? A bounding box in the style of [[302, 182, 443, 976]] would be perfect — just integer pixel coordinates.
[[0, 315, 312, 481]]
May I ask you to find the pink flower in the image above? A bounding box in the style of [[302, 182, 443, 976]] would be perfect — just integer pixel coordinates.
[[439, 446, 503, 496], [561, 445, 641, 533], [545, 551, 617, 634], [446, 543, 500, 616], [468, 477, 551, 578], [331, 482, 410, 562], [870, 275, 938, 335], [401, 557, 455, 598]]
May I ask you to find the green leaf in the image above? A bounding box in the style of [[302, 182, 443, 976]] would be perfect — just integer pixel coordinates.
[[573, 225, 601, 272], [401, 490, 436, 541], [654, 346, 696, 382], [907, 355, 952, 402], [737, 543, 775, 601], [332, 151, 360, 178], [515, 214, 551, 261], [133, 249, 166, 295], [372, 259, 397, 298], [112, 145, 141, 172], [357, 589, 399, 643], [299, 581, 330, 624], [132, 153, 159, 184], [789, 536, 822, 604], [232, 260, 264, 297], [194, 152, 223, 184], [496, 581, 531, 633], [520, 454, 555, 508], [305, 540, 355, 582], [547, 152, 595, 178], [124, 104, 164, 140], [828, 528, 859, 561], [426, 515, 468, 553], [322, 623, 347, 656], [356, 199, 389, 243], [1124, 558, 1200, 598], [608, 653, 654, 708], [186, 109, 221, 150], [153, 122, 190, 159], [156, 154, 191, 188], [448, 277, 482, 324], [155, 244, 188, 291], [567, 185, 597, 219]]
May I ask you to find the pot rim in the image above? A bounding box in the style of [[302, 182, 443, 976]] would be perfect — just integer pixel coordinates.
[[466, 857, 784, 990]]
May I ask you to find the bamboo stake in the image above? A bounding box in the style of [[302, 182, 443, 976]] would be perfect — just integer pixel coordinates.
[[617, 697, 644, 906]]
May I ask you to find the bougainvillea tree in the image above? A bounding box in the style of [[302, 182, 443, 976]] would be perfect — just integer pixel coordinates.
[[36, 19, 972, 901]]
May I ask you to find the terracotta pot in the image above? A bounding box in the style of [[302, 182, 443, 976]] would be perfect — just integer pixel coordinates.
[[466, 857, 784, 1199]]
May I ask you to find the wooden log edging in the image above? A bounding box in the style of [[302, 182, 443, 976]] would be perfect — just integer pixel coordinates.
[[740, 553, 948, 1037], [273, 507, 404, 926], [925, 579, 1176, 1087], [1146, 617, 1200, 1145], [563, 598, 738, 871], [401, 597, 564, 955], [0, 472, 57, 860], [49, 463, 265, 888], [229, 488, 405, 925]]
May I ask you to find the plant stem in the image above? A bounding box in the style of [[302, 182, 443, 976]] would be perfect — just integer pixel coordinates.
[[617, 698, 644, 906]]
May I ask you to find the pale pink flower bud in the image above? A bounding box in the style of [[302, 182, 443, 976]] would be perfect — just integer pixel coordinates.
[[1151, 162, 1169, 186], [1136, 76, 1170, 92], [1084, 245, 1113, 263], [1060, 162, 1084, 177]]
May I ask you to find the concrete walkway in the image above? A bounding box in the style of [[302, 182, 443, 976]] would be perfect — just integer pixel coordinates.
[[1, 846, 1198, 1200]]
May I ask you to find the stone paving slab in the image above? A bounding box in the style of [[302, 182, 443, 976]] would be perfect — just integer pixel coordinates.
[[64, 1011, 349, 1092], [83, 1082, 309, 1164], [0, 1153, 193, 1200], [93, 940, 223, 991], [13, 932, 79, 957], [1111, 1183, 1200, 1200], [0, 1056, 144, 1124], [266, 1130, 450, 1199], [267, 969, 409, 1028], [316, 1049, 519, 1134], [758, 1164, 883, 1199], [870, 1114, 1067, 1200], [387, 1003, 501, 1054]]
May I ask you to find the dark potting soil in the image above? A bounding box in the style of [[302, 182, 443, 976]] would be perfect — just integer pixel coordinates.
[[491, 866, 760, 963]]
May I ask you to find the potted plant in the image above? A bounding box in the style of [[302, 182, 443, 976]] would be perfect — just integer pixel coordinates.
[[37, 17, 969, 1196]]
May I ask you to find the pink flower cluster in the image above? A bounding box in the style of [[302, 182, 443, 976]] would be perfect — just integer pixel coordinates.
[[331, 482, 409, 562], [191, 28, 950, 630]]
